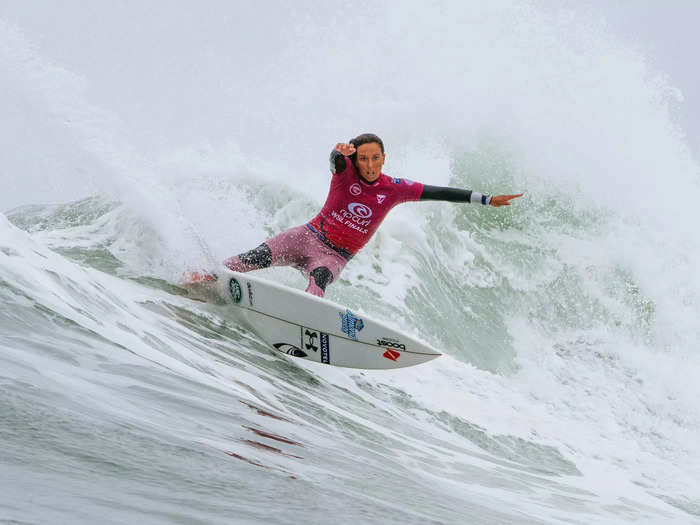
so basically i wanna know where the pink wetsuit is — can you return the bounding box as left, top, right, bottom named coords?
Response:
left=225, top=155, right=423, bottom=297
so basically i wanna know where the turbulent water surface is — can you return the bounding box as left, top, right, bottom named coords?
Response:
left=2, top=2, right=700, bottom=524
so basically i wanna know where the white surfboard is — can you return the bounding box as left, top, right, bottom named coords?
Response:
left=182, top=268, right=441, bottom=369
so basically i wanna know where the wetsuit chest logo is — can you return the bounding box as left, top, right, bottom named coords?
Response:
left=348, top=203, right=373, bottom=218
left=377, top=194, right=386, bottom=204
left=349, top=183, right=362, bottom=196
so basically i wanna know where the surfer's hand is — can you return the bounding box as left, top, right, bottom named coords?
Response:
left=335, top=143, right=356, bottom=156
left=490, top=193, right=524, bottom=207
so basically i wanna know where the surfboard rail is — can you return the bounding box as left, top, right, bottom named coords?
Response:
left=182, top=267, right=441, bottom=369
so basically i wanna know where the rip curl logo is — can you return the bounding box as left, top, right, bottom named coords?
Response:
left=339, top=309, right=364, bottom=340
left=331, top=202, right=372, bottom=233
left=377, top=194, right=386, bottom=204
left=349, top=183, right=361, bottom=196
left=348, top=202, right=372, bottom=218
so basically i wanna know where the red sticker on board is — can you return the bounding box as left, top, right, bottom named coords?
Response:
left=383, top=349, right=400, bottom=361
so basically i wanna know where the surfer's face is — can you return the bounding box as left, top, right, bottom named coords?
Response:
left=355, top=142, right=385, bottom=182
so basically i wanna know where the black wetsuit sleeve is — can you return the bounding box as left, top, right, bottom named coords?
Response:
left=420, top=184, right=492, bottom=205
left=329, top=149, right=347, bottom=174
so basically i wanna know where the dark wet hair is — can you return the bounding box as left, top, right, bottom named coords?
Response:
left=349, top=133, right=384, bottom=166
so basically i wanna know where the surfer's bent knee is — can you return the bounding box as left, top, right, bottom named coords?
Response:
left=239, top=243, right=273, bottom=269
left=310, top=266, right=333, bottom=291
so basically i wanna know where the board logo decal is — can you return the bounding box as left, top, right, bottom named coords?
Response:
left=339, top=309, right=364, bottom=340
left=383, top=349, right=400, bottom=361
left=246, top=282, right=254, bottom=306
left=320, top=332, right=330, bottom=364
left=377, top=339, right=406, bottom=351
left=302, top=328, right=330, bottom=362
left=304, top=329, right=319, bottom=352
left=349, top=183, right=362, bottom=196
left=273, top=343, right=308, bottom=358
left=229, top=278, right=242, bottom=303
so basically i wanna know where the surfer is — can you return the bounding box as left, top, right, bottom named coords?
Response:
left=224, top=133, right=522, bottom=297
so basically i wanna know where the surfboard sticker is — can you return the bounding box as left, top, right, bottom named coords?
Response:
left=273, top=343, right=308, bottom=358
left=246, top=281, right=254, bottom=306
left=383, top=349, right=400, bottom=361
left=339, top=309, right=364, bottom=340
left=229, top=278, right=242, bottom=303
left=302, top=328, right=320, bottom=353
left=301, top=328, right=331, bottom=364
left=377, top=337, right=406, bottom=351
left=320, top=331, right=330, bottom=364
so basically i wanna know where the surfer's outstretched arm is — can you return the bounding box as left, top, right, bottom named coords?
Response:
left=420, top=185, right=523, bottom=207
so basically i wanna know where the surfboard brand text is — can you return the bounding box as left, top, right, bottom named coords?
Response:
left=377, top=339, right=406, bottom=351
left=320, top=332, right=330, bottom=364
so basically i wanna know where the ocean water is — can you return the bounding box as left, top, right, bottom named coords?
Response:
left=2, top=2, right=700, bottom=524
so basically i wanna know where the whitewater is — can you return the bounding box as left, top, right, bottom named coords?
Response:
left=2, top=2, right=699, bottom=523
